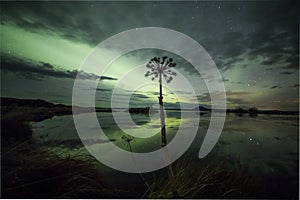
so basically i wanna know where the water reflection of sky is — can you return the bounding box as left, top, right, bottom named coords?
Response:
left=32, top=111, right=298, bottom=194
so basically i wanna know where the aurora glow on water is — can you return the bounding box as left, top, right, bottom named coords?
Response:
left=32, top=111, right=298, bottom=197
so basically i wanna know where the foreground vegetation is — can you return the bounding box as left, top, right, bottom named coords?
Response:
left=148, top=159, right=257, bottom=198
left=1, top=102, right=119, bottom=198
left=2, top=147, right=117, bottom=198
left=1, top=97, right=298, bottom=198
left=2, top=115, right=259, bottom=198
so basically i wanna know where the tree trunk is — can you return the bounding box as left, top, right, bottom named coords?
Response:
left=158, top=72, right=179, bottom=198
left=159, top=72, right=167, bottom=147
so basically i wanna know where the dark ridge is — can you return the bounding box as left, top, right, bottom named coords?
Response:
left=1, top=97, right=54, bottom=107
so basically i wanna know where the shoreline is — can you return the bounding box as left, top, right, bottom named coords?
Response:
left=1, top=97, right=298, bottom=198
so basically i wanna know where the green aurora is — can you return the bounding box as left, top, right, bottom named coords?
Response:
left=1, top=1, right=299, bottom=110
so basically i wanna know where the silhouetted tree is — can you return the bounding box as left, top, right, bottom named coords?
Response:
left=248, top=107, right=258, bottom=113
left=235, top=107, right=245, bottom=117
left=145, top=56, right=179, bottom=197
left=248, top=107, right=258, bottom=118
left=145, top=56, right=177, bottom=147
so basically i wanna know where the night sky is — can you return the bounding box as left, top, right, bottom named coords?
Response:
left=1, top=1, right=299, bottom=110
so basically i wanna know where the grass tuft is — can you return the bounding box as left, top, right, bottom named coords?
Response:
left=148, top=158, right=258, bottom=198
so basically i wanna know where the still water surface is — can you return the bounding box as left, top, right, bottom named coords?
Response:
left=32, top=111, right=299, bottom=197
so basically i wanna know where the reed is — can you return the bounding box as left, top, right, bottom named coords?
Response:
left=2, top=147, right=120, bottom=198
left=148, top=158, right=258, bottom=198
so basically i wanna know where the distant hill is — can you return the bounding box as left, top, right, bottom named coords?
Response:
left=199, top=106, right=211, bottom=111
left=1, top=97, right=298, bottom=116
left=196, top=105, right=299, bottom=115
left=1, top=97, right=55, bottom=107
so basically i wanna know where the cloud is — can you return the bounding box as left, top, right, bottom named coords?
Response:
left=226, top=91, right=251, bottom=97
left=197, top=94, right=211, bottom=102
left=245, top=1, right=299, bottom=70
left=1, top=2, right=103, bottom=46
left=289, top=84, right=299, bottom=88
left=145, top=91, right=160, bottom=96
left=200, top=32, right=247, bottom=70
left=96, top=88, right=113, bottom=92
left=197, top=90, right=251, bottom=103
left=196, top=90, right=252, bottom=108
left=226, top=97, right=250, bottom=106
left=200, top=1, right=299, bottom=72
left=1, top=1, right=174, bottom=47
left=1, top=1, right=298, bottom=75
left=131, top=93, right=149, bottom=99
left=280, top=71, right=295, bottom=75
left=1, top=54, right=117, bottom=81
left=270, top=85, right=281, bottom=89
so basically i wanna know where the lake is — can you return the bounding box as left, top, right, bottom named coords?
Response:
left=31, top=111, right=299, bottom=198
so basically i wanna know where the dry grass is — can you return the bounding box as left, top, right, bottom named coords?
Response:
left=1, top=106, right=121, bottom=198
left=147, top=158, right=258, bottom=198
left=1, top=103, right=259, bottom=198
left=1, top=146, right=120, bottom=198
left=1, top=105, right=141, bottom=198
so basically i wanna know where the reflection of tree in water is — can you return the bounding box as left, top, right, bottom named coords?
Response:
left=248, top=107, right=258, bottom=118
left=234, top=106, right=258, bottom=117
left=235, top=107, right=245, bottom=117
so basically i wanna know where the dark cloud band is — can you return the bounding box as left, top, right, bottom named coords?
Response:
left=1, top=54, right=117, bottom=81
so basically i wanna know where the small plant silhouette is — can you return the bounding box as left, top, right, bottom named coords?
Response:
left=121, top=134, right=135, bottom=152
left=121, top=134, right=153, bottom=194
